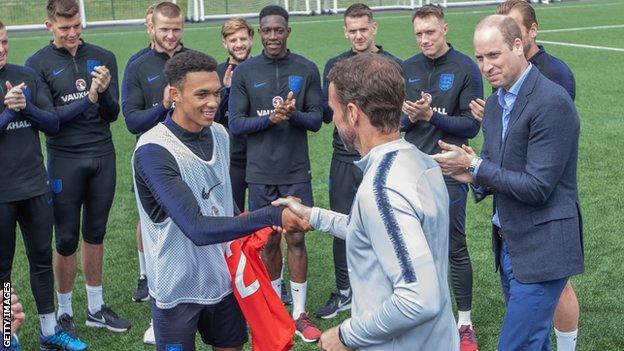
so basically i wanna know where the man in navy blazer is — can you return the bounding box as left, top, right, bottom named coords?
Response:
left=433, top=15, right=584, bottom=350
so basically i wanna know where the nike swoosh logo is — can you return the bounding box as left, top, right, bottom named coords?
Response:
left=408, top=78, right=420, bottom=83
left=53, top=68, right=65, bottom=76
left=202, top=182, right=221, bottom=199
left=253, top=82, right=266, bottom=88
left=91, top=315, right=106, bottom=323
left=147, top=75, right=160, bottom=82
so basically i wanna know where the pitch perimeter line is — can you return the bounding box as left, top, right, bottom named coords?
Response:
left=540, top=24, right=624, bottom=33
left=537, top=40, right=624, bottom=52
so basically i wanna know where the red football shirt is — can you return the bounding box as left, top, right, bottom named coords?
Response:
left=225, top=227, right=295, bottom=351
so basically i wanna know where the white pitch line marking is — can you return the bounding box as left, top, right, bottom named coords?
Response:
left=538, top=40, right=624, bottom=52
left=540, top=24, right=624, bottom=33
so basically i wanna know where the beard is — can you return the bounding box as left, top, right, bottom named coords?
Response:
left=228, top=46, right=251, bottom=63
left=338, top=125, right=358, bottom=153
left=154, top=36, right=179, bottom=52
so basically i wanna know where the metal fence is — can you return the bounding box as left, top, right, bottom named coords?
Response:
left=2, top=0, right=567, bottom=30
left=190, top=0, right=506, bottom=20
left=2, top=0, right=181, bottom=30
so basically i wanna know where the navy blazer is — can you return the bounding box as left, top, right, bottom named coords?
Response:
left=476, top=66, right=584, bottom=283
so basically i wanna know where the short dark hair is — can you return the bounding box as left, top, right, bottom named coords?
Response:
left=496, top=0, right=538, bottom=30
left=46, top=0, right=80, bottom=22
left=328, top=53, right=404, bottom=134
left=259, top=5, right=289, bottom=23
left=344, top=3, right=373, bottom=22
left=164, top=50, right=218, bottom=88
left=152, top=1, right=182, bottom=23
left=476, top=15, right=523, bottom=50
left=412, top=4, right=444, bottom=23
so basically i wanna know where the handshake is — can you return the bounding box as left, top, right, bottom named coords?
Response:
left=272, top=196, right=314, bottom=235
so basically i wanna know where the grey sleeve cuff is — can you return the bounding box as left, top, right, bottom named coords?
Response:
left=309, top=207, right=348, bottom=240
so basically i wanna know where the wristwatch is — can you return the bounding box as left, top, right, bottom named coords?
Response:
left=468, top=156, right=480, bottom=174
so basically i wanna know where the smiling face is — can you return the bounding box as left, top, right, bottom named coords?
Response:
left=474, top=25, right=526, bottom=90
left=412, top=14, right=449, bottom=59
left=171, top=71, right=221, bottom=132
left=46, top=13, right=82, bottom=54
left=223, top=28, right=252, bottom=64
left=152, top=12, right=183, bottom=55
left=259, top=15, right=290, bottom=59
left=344, top=15, right=378, bottom=54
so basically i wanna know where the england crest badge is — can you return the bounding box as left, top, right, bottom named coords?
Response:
left=439, top=73, right=454, bottom=92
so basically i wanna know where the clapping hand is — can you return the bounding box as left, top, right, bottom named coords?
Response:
left=223, top=64, right=233, bottom=88
left=90, top=65, right=111, bottom=93
left=3, top=81, right=27, bottom=112
left=269, top=91, right=296, bottom=124
left=469, top=98, right=485, bottom=123
left=402, top=91, right=433, bottom=122
left=10, top=289, right=25, bottom=334
left=431, top=140, right=477, bottom=184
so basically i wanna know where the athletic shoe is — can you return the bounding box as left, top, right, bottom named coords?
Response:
left=280, top=280, right=292, bottom=305
left=143, top=321, right=156, bottom=345
left=85, top=304, right=131, bottom=332
left=459, top=325, right=479, bottom=351
left=315, top=290, right=352, bottom=319
left=57, top=313, right=77, bottom=337
left=132, top=276, right=149, bottom=302
left=39, top=326, right=88, bottom=351
left=294, top=312, right=322, bottom=343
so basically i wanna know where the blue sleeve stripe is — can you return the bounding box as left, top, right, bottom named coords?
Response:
left=373, top=151, right=417, bottom=283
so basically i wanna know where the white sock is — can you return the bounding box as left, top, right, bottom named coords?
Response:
left=457, top=310, right=472, bottom=328
left=271, top=278, right=282, bottom=297
left=138, top=250, right=147, bottom=277
left=339, top=288, right=351, bottom=297
left=57, top=291, right=73, bottom=318
left=86, top=284, right=104, bottom=314
left=39, top=313, right=58, bottom=336
left=291, top=280, right=307, bottom=319
left=555, top=328, right=578, bottom=351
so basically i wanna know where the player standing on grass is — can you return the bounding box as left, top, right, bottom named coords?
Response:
left=317, top=2, right=402, bottom=320
left=1, top=20, right=93, bottom=351
left=122, top=2, right=156, bottom=309
left=25, top=0, right=130, bottom=337
left=228, top=5, right=323, bottom=342
left=467, top=2, right=578, bottom=350
left=274, top=53, right=460, bottom=351
left=132, top=49, right=308, bottom=351
left=122, top=1, right=189, bottom=343
left=400, top=5, right=483, bottom=351
left=216, top=17, right=253, bottom=214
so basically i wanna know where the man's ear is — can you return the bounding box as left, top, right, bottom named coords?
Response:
left=371, top=21, right=379, bottom=36
left=346, top=102, right=359, bottom=126
left=45, top=20, right=53, bottom=32
left=528, top=22, right=538, bottom=42
left=170, top=85, right=180, bottom=103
